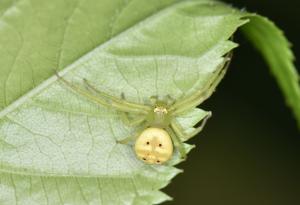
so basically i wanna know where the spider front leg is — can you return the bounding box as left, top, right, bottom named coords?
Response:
left=171, top=111, right=212, bottom=141
left=166, top=127, right=187, bottom=159
left=82, top=78, right=151, bottom=113
left=170, top=61, right=228, bottom=116
left=55, top=71, right=151, bottom=114
left=119, top=112, right=147, bottom=127
left=118, top=93, right=147, bottom=127
left=169, top=55, right=231, bottom=115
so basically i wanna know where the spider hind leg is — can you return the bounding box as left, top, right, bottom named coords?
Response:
left=166, top=127, right=187, bottom=159
left=171, top=111, right=212, bottom=142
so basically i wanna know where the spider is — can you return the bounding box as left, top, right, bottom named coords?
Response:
left=55, top=55, right=230, bottom=165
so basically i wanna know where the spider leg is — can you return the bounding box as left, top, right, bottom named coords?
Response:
left=117, top=93, right=147, bottom=126
left=166, top=127, right=186, bottom=159
left=169, top=54, right=231, bottom=115
left=83, top=78, right=151, bottom=113
left=55, top=72, right=150, bottom=114
left=55, top=73, right=112, bottom=107
left=169, top=57, right=230, bottom=116
left=171, top=111, right=211, bottom=141
left=186, top=111, right=211, bottom=139
left=170, top=121, right=186, bottom=140
left=119, top=112, right=146, bottom=127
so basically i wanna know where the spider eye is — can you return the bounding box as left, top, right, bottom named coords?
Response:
left=143, top=158, right=147, bottom=161
left=156, top=160, right=160, bottom=163
left=158, top=143, right=162, bottom=147
left=146, top=141, right=150, bottom=145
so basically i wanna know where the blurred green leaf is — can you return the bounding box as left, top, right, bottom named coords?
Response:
left=241, top=15, right=300, bottom=128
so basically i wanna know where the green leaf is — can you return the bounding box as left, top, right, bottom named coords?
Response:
left=4, top=0, right=298, bottom=204
left=241, top=15, right=300, bottom=128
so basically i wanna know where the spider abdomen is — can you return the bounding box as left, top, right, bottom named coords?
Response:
left=135, top=127, right=173, bottom=164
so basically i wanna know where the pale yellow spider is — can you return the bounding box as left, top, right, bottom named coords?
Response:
left=55, top=55, right=230, bottom=165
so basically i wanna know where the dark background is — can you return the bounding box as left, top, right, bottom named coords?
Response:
left=164, top=0, right=300, bottom=204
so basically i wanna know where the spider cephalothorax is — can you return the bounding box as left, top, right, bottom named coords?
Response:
left=55, top=55, right=230, bottom=164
